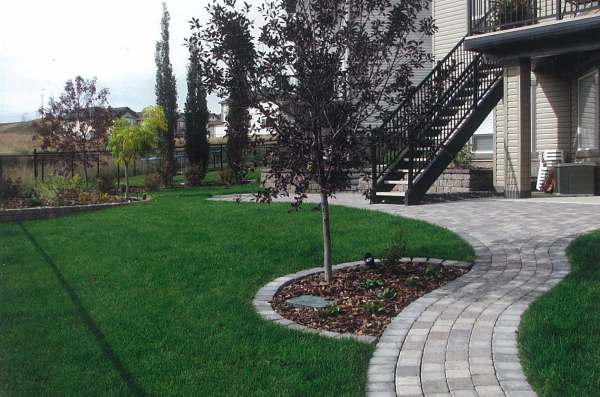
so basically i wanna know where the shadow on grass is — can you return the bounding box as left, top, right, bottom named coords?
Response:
left=18, top=222, right=147, bottom=397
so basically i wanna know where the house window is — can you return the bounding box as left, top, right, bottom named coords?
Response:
left=577, top=70, right=599, bottom=151
left=471, top=113, right=493, bottom=160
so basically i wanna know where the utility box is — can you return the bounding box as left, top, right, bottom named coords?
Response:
left=555, top=164, right=596, bottom=195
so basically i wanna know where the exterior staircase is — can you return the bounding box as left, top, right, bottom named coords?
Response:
left=370, top=36, right=503, bottom=205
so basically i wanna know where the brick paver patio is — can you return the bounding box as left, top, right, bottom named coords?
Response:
left=213, top=193, right=600, bottom=397
left=322, top=195, right=600, bottom=397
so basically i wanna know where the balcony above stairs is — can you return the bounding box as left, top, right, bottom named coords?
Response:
left=370, top=36, right=504, bottom=205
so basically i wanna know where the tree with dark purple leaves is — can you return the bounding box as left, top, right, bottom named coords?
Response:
left=33, top=76, right=113, bottom=187
left=195, top=0, right=434, bottom=283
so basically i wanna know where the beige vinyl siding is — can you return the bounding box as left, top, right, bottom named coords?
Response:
left=433, top=0, right=467, bottom=60
left=412, top=5, right=434, bottom=84
left=534, top=72, right=573, bottom=154
left=494, top=92, right=506, bottom=190
left=504, top=67, right=520, bottom=193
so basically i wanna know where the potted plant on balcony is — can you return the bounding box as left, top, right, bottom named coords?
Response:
left=492, top=0, right=536, bottom=29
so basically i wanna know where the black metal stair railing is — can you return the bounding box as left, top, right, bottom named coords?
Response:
left=370, top=36, right=502, bottom=201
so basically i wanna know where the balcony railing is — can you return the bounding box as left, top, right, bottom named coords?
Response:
left=468, top=0, right=600, bottom=34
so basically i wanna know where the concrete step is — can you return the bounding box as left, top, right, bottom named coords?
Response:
left=384, top=180, right=408, bottom=185
left=375, top=191, right=406, bottom=197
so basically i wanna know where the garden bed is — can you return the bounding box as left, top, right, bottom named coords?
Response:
left=272, top=260, right=470, bottom=337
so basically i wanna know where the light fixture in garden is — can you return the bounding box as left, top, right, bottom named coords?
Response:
left=364, top=253, right=376, bottom=269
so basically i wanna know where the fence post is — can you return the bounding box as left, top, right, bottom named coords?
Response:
left=97, top=153, right=100, bottom=177
left=33, top=149, right=38, bottom=180
left=41, top=154, right=45, bottom=181
left=71, top=151, right=75, bottom=178
left=220, top=145, right=224, bottom=169
left=117, top=162, right=120, bottom=189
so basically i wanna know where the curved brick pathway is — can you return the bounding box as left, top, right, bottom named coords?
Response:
left=212, top=194, right=600, bottom=397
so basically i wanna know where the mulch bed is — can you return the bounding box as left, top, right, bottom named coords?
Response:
left=272, top=262, right=469, bottom=337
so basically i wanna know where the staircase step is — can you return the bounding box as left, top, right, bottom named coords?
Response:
left=375, top=191, right=406, bottom=197
left=384, top=180, right=408, bottom=185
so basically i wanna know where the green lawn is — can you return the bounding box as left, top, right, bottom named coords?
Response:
left=0, top=185, right=473, bottom=396
left=519, top=231, right=600, bottom=397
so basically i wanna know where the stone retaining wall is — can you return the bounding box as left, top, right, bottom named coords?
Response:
left=0, top=202, right=130, bottom=223
left=261, top=168, right=493, bottom=194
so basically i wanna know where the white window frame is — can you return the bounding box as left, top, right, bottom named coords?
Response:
left=577, top=69, right=599, bottom=151
left=470, top=113, right=494, bottom=160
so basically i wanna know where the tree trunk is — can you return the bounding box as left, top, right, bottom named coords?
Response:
left=124, top=163, right=129, bottom=199
left=320, top=191, right=333, bottom=283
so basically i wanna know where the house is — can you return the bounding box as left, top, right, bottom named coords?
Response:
left=371, top=0, right=600, bottom=203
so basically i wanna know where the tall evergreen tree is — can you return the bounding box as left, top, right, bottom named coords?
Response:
left=184, top=45, right=210, bottom=186
left=189, top=0, right=256, bottom=183
left=155, top=2, right=178, bottom=188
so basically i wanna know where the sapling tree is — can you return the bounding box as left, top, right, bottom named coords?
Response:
left=188, top=0, right=256, bottom=183
left=33, top=76, right=113, bottom=186
left=107, top=107, right=165, bottom=198
left=252, top=0, right=435, bottom=282
left=184, top=44, right=210, bottom=186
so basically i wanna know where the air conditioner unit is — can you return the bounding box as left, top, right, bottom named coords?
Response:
left=555, top=164, right=596, bottom=195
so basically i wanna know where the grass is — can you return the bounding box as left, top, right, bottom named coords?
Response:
left=0, top=121, right=40, bottom=155
left=518, top=230, right=600, bottom=397
left=0, top=184, right=473, bottom=396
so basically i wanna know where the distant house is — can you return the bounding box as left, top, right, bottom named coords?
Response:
left=109, top=107, right=139, bottom=125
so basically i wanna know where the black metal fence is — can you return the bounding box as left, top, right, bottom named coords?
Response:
left=469, top=0, right=600, bottom=34
left=0, top=142, right=277, bottom=183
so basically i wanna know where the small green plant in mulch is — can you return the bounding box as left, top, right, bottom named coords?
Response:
left=363, top=278, right=385, bottom=289
left=319, top=305, right=342, bottom=317
left=424, top=267, right=444, bottom=281
left=364, top=301, right=386, bottom=315
left=405, top=275, right=423, bottom=289
left=378, top=287, right=397, bottom=301
left=382, top=229, right=408, bottom=266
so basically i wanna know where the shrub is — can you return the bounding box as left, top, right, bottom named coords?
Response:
left=185, top=164, right=208, bottom=186
left=0, top=177, right=23, bottom=203
left=34, top=175, right=83, bottom=206
left=219, top=166, right=236, bottom=185
left=96, top=174, right=114, bottom=193
left=382, top=229, right=408, bottom=266
left=144, top=173, right=162, bottom=192
left=452, top=144, right=474, bottom=169
left=78, top=191, right=94, bottom=203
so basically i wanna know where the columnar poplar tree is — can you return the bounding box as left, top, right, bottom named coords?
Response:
left=184, top=44, right=210, bottom=186
left=155, top=2, right=178, bottom=188
left=253, top=0, right=435, bottom=282
left=189, top=0, right=256, bottom=183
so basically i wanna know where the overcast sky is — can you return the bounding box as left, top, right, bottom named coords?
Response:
left=0, top=0, right=263, bottom=123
